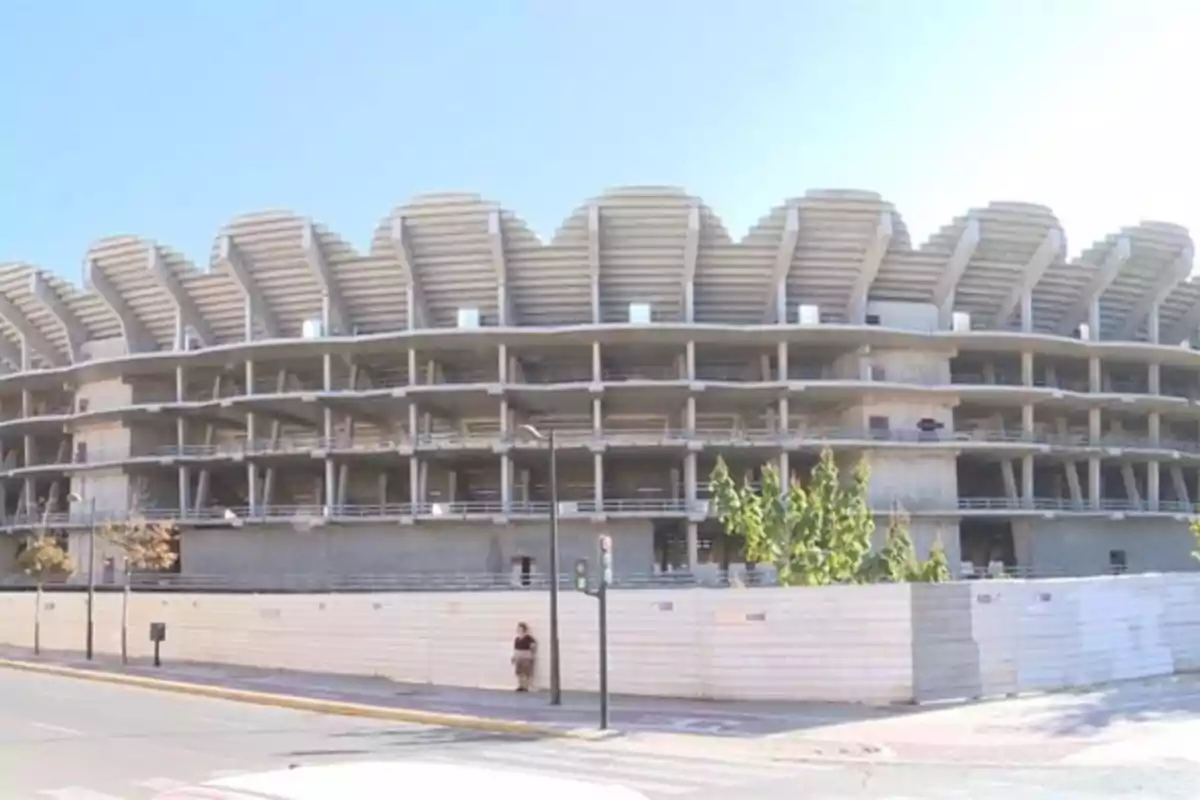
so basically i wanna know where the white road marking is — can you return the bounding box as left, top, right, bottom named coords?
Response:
left=38, top=789, right=125, bottom=800
left=133, top=777, right=190, bottom=791
left=29, top=722, right=83, bottom=736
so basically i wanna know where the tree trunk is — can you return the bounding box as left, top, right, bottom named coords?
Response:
left=33, top=582, right=42, bottom=656
left=121, top=580, right=130, bottom=665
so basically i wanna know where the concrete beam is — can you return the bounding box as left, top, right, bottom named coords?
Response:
left=846, top=211, right=894, bottom=323
left=1118, top=246, right=1193, bottom=340
left=488, top=210, right=516, bottom=326
left=147, top=244, right=215, bottom=348
left=932, top=217, right=982, bottom=322
left=0, top=288, right=65, bottom=367
left=764, top=204, right=800, bottom=323
left=219, top=235, right=281, bottom=339
left=991, top=228, right=1063, bottom=328
left=302, top=221, right=350, bottom=335
left=389, top=214, right=431, bottom=330
left=29, top=271, right=86, bottom=362
left=1055, top=235, right=1132, bottom=336
left=86, top=258, right=155, bottom=354
left=682, top=204, right=700, bottom=322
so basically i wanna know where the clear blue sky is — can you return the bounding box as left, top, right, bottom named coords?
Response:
left=1, top=1, right=1194, bottom=279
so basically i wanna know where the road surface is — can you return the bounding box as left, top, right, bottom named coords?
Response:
left=0, top=668, right=1196, bottom=799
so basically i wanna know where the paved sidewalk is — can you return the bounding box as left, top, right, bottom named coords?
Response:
left=4, top=645, right=1200, bottom=767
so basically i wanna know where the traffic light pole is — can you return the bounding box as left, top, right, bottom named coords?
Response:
left=574, top=534, right=613, bottom=731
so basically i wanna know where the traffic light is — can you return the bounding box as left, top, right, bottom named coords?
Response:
left=574, top=558, right=589, bottom=592
left=598, top=534, right=613, bottom=587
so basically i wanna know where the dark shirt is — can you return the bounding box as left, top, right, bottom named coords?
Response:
left=514, top=634, right=536, bottom=651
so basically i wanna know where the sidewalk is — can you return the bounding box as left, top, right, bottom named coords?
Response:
left=4, top=645, right=1200, bottom=767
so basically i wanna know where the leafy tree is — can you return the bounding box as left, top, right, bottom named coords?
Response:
left=862, top=503, right=921, bottom=583
left=100, top=514, right=178, bottom=664
left=1191, top=517, right=1200, bottom=563
left=711, top=453, right=954, bottom=585
left=918, top=539, right=953, bottom=583
left=16, top=532, right=75, bottom=655
left=710, top=448, right=875, bottom=586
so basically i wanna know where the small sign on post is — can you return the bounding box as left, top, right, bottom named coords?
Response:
left=149, top=622, right=167, bottom=668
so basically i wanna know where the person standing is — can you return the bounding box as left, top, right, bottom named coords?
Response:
left=511, top=622, right=537, bottom=692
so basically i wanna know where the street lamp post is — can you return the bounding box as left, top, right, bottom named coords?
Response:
left=519, top=423, right=562, bottom=706
left=68, top=492, right=97, bottom=661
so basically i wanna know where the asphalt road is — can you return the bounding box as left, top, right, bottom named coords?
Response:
left=1, top=668, right=1197, bottom=799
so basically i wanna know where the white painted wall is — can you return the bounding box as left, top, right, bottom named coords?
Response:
left=5, top=574, right=1200, bottom=704
left=0, top=584, right=914, bottom=703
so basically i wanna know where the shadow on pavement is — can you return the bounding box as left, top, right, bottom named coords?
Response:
left=1017, top=675, right=1200, bottom=737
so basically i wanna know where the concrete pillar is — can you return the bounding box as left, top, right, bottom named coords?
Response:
left=592, top=342, right=602, bottom=382
left=1021, top=352, right=1033, bottom=385
left=501, top=455, right=512, bottom=512
left=686, top=522, right=699, bottom=571
left=685, top=341, right=695, bottom=380
left=1022, top=454, right=1034, bottom=504
left=1148, top=461, right=1160, bottom=511
left=593, top=454, right=604, bottom=507
left=409, top=459, right=420, bottom=512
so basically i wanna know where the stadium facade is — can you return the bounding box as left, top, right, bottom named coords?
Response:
left=0, top=186, right=1197, bottom=584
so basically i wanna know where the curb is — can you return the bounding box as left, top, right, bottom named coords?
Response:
left=0, top=658, right=588, bottom=740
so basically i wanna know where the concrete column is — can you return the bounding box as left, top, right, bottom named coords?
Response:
left=684, top=453, right=697, bottom=502
left=1022, top=454, right=1034, bottom=503
left=1021, top=404, right=1034, bottom=439
left=1020, top=291, right=1033, bottom=332
left=685, top=397, right=696, bottom=432
left=1148, top=461, right=1160, bottom=511
left=407, top=349, right=417, bottom=384
left=592, top=342, right=602, bottom=382
left=501, top=455, right=512, bottom=512
left=1001, top=460, right=1017, bottom=499
left=593, top=454, right=604, bottom=507
left=592, top=398, right=603, bottom=433
left=1021, top=352, right=1033, bottom=385
left=176, top=365, right=189, bottom=517
left=686, top=521, right=699, bottom=571
left=1088, top=357, right=1101, bottom=393
left=777, top=341, right=788, bottom=381
left=409, top=459, right=420, bottom=512
left=1088, top=457, right=1101, bottom=509
left=1149, top=362, right=1161, bottom=395
left=322, top=353, right=335, bottom=514
left=498, top=344, right=507, bottom=383
left=685, top=341, right=695, bottom=380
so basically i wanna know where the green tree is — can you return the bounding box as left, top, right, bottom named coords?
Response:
left=709, top=448, right=875, bottom=586
left=918, top=539, right=953, bottom=583
left=862, top=503, right=921, bottom=582
left=16, top=532, right=75, bottom=655
left=100, top=515, right=179, bottom=664
left=1191, top=517, right=1200, bottom=563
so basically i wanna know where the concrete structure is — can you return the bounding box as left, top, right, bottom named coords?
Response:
left=0, top=187, right=1198, bottom=580
left=4, top=573, right=1200, bottom=703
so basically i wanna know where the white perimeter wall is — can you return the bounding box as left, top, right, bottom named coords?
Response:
left=2, top=574, right=1199, bottom=704
left=0, top=585, right=913, bottom=703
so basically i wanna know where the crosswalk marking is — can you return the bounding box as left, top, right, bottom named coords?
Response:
left=132, top=777, right=189, bottom=792
left=37, top=789, right=126, bottom=800
left=429, top=753, right=694, bottom=796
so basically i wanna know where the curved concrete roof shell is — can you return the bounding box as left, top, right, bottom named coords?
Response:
left=0, top=186, right=1194, bottom=371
